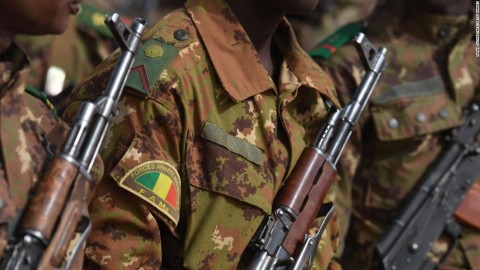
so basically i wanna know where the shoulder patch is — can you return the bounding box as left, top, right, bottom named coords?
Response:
left=125, top=38, right=179, bottom=96
left=119, top=160, right=181, bottom=226
left=309, top=22, right=365, bottom=60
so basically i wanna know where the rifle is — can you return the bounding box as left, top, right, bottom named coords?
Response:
left=374, top=103, right=480, bottom=270
left=0, top=14, right=146, bottom=270
left=242, top=33, right=388, bottom=270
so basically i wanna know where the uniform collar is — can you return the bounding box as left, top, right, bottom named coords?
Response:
left=185, top=0, right=338, bottom=106
left=274, top=20, right=338, bottom=107
left=0, top=43, right=29, bottom=92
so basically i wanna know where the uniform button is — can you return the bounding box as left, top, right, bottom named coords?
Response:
left=174, top=29, right=189, bottom=41
left=416, top=113, right=426, bottom=122
left=388, top=118, right=399, bottom=129
left=439, top=109, right=449, bottom=119
left=437, top=26, right=450, bottom=39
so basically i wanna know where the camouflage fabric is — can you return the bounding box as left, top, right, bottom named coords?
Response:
left=315, top=2, right=480, bottom=269
left=0, top=43, right=66, bottom=256
left=63, top=0, right=346, bottom=269
left=322, top=0, right=377, bottom=33
left=0, top=43, right=104, bottom=269
left=288, top=0, right=377, bottom=51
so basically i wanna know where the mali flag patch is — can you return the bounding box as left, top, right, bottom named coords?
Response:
left=119, top=160, right=181, bottom=226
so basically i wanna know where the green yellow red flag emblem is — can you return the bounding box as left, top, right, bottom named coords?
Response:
left=119, top=160, right=181, bottom=226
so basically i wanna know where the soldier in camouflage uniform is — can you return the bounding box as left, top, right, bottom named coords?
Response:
left=63, top=0, right=345, bottom=268
left=15, top=0, right=184, bottom=116
left=0, top=0, right=103, bottom=268
left=14, top=1, right=129, bottom=115
left=314, top=0, right=480, bottom=268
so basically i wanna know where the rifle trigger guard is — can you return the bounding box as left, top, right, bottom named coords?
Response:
left=436, top=220, right=461, bottom=268
left=291, top=202, right=335, bottom=270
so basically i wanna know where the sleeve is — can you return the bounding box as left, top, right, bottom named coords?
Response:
left=0, top=165, right=16, bottom=257
left=63, top=80, right=184, bottom=269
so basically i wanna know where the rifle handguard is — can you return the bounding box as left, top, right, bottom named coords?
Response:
left=0, top=14, right=147, bottom=270
left=243, top=33, right=388, bottom=270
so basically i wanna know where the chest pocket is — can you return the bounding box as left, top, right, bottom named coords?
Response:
left=186, top=121, right=272, bottom=214
left=371, top=77, right=462, bottom=141
left=363, top=77, right=464, bottom=211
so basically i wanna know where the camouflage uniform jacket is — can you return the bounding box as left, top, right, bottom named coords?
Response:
left=15, top=2, right=121, bottom=114
left=0, top=43, right=104, bottom=269
left=316, top=3, right=480, bottom=269
left=0, top=43, right=72, bottom=257
left=0, top=44, right=70, bottom=255
left=64, top=0, right=344, bottom=269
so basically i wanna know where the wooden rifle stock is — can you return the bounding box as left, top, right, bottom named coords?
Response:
left=37, top=161, right=94, bottom=269
left=0, top=14, right=147, bottom=270
left=274, top=148, right=336, bottom=255
left=20, top=158, right=78, bottom=243
left=244, top=33, right=387, bottom=270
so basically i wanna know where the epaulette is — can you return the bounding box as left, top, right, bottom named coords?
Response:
left=123, top=8, right=193, bottom=97
left=123, top=11, right=195, bottom=97
left=309, top=22, right=365, bottom=60
left=76, top=3, right=133, bottom=38
left=124, top=38, right=180, bottom=96
left=25, top=85, right=57, bottom=114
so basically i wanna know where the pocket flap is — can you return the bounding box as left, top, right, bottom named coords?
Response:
left=186, top=122, right=273, bottom=214
left=201, top=121, right=264, bottom=166
left=372, top=90, right=462, bottom=141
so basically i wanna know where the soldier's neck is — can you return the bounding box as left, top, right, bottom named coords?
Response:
left=0, top=32, right=13, bottom=53
left=226, top=0, right=284, bottom=79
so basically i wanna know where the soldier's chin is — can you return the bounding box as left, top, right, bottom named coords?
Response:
left=39, top=20, right=70, bottom=36
left=54, top=21, right=70, bottom=34
left=69, top=2, right=81, bottom=15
